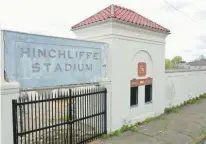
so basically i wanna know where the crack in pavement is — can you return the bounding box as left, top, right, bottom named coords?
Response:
left=137, top=131, right=171, bottom=144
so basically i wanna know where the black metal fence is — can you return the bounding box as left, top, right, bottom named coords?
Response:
left=12, top=86, right=107, bottom=144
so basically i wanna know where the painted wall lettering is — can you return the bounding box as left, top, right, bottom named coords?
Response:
left=4, top=31, right=105, bottom=88
left=20, top=47, right=99, bottom=73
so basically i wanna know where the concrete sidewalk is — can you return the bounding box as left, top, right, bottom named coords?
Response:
left=103, top=99, right=206, bottom=144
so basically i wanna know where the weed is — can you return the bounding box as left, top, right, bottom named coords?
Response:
left=101, top=134, right=109, bottom=140
left=112, top=130, right=121, bottom=136
left=101, top=124, right=140, bottom=140
left=143, top=117, right=154, bottom=124
left=180, top=103, right=184, bottom=107
left=192, top=130, right=206, bottom=144
left=129, top=125, right=139, bottom=132
left=164, top=106, right=179, bottom=114
left=120, top=125, right=129, bottom=132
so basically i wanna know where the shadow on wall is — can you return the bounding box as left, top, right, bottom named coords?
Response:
left=165, top=77, right=175, bottom=107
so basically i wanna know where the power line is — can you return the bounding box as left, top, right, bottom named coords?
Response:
left=164, top=0, right=197, bottom=24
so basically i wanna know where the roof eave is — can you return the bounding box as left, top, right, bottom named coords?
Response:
left=71, top=19, right=111, bottom=31
left=111, top=18, right=171, bottom=35
left=71, top=18, right=171, bottom=35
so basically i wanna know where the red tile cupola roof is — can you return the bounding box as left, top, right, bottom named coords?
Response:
left=71, top=4, right=170, bottom=33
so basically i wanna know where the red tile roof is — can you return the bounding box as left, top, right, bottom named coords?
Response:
left=71, top=4, right=170, bottom=33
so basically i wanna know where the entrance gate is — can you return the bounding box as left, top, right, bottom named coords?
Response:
left=12, top=86, right=107, bottom=144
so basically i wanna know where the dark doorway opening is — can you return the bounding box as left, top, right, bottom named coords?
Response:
left=145, top=84, right=152, bottom=103
left=131, top=87, right=138, bottom=106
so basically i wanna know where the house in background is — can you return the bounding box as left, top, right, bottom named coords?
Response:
left=173, top=59, right=206, bottom=70
left=188, top=59, right=206, bottom=69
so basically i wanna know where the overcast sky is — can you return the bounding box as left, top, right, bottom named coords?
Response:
left=1, top=0, right=206, bottom=61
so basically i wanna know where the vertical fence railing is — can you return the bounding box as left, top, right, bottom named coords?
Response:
left=104, top=88, right=107, bottom=135
left=12, top=86, right=107, bottom=144
left=69, top=89, right=73, bottom=144
left=12, top=100, right=18, bottom=144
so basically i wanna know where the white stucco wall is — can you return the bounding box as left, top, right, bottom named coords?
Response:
left=165, top=70, right=206, bottom=107
left=73, top=20, right=169, bottom=131
left=110, top=38, right=165, bottom=127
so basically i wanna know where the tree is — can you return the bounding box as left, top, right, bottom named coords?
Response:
left=165, top=56, right=183, bottom=69
left=199, top=55, right=206, bottom=60
left=171, top=56, right=182, bottom=66
left=165, top=59, right=172, bottom=70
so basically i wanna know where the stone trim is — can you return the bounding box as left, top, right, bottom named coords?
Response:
left=165, top=69, right=206, bottom=73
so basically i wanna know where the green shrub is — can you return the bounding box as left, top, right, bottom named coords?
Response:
left=203, top=93, right=206, bottom=98
left=129, top=125, right=139, bottom=132
left=120, top=125, right=129, bottom=132
left=143, top=117, right=155, bottom=124
left=164, top=108, right=171, bottom=113
left=180, top=103, right=184, bottom=107
left=112, top=130, right=121, bottom=136
left=101, top=134, right=109, bottom=139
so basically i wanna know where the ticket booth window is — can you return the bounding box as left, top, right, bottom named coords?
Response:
left=131, top=87, right=138, bottom=106
left=145, top=84, right=152, bottom=103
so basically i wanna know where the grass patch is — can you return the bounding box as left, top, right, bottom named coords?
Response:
left=164, top=106, right=180, bottom=114
left=59, top=116, right=70, bottom=121
left=101, top=124, right=139, bottom=139
left=129, top=124, right=139, bottom=132
left=192, top=130, right=206, bottom=144
left=139, top=116, right=167, bottom=125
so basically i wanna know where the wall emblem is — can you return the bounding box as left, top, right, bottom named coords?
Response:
left=138, top=62, right=146, bottom=77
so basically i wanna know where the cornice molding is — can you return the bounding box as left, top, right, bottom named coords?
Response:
left=73, top=20, right=168, bottom=43
left=110, top=19, right=169, bottom=39
left=73, top=19, right=170, bottom=38
left=83, top=34, right=165, bottom=46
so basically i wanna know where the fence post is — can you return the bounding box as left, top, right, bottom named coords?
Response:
left=104, top=88, right=107, bottom=134
left=0, top=82, right=20, bottom=144
left=69, top=89, right=72, bottom=144
left=99, top=77, right=111, bottom=133
left=12, top=100, right=18, bottom=144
